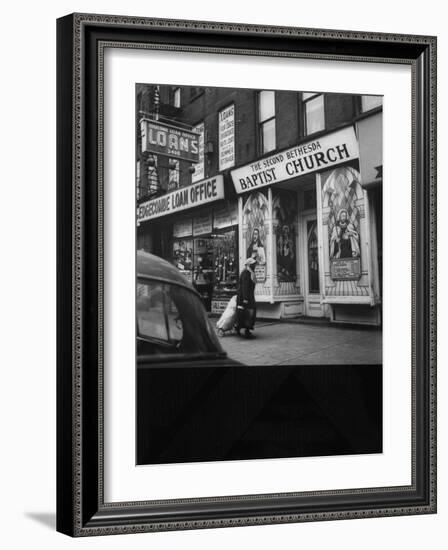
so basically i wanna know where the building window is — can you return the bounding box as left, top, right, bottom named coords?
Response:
left=302, top=92, right=325, bottom=135
left=258, top=90, right=276, bottom=154
left=361, top=95, right=383, bottom=112
left=173, top=87, right=181, bottom=108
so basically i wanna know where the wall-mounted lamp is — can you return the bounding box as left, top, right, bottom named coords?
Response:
left=205, top=141, right=214, bottom=156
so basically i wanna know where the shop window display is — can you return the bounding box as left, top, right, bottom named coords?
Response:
left=210, top=228, right=238, bottom=314
left=171, top=211, right=239, bottom=313
left=193, top=238, right=214, bottom=310
left=172, top=239, right=193, bottom=283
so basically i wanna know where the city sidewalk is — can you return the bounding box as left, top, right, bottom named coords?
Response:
left=216, top=320, right=382, bottom=365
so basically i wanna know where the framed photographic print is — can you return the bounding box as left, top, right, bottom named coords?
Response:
left=56, top=13, right=437, bottom=536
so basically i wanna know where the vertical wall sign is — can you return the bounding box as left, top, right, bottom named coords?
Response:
left=219, top=104, right=235, bottom=171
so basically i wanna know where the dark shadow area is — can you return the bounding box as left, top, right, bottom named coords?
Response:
left=25, top=512, right=56, bottom=530
left=137, top=364, right=382, bottom=465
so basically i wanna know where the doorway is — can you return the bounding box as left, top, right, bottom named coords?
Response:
left=302, top=214, right=324, bottom=317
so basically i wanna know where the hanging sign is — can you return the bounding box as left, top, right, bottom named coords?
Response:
left=140, top=119, right=199, bottom=163
left=192, top=122, right=205, bottom=182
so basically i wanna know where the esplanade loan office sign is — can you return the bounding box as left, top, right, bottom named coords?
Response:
left=137, top=175, right=224, bottom=223
left=230, top=126, right=359, bottom=194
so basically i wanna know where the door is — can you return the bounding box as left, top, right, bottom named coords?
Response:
left=303, top=215, right=324, bottom=317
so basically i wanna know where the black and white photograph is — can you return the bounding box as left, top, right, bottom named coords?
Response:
left=49, top=5, right=438, bottom=540
left=135, top=84, right=383, bottom=465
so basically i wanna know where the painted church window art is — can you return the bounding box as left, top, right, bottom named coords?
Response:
left=243, top=192, right=268, bottom=283
left=322, top=166, right=363, bottom=281
left=273, top=191, right=297, bottom=283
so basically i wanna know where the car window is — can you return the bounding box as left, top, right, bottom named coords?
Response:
left=165, top=287, right=184, bottom=342
left=137, top=282, right=183, bottom=344
left=137, top=279, right=222, bottom=357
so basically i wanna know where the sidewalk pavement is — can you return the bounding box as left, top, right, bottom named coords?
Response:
left=216, top=320, right=382, bottom=366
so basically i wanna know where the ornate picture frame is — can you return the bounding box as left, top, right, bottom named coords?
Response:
left=57, top=13, right=436, bottom=536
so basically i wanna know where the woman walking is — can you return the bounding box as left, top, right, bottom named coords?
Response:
left=236, top=257, right=257, bottom=338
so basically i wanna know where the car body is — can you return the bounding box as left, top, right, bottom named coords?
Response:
left=136, top=250, right=239, bottom=367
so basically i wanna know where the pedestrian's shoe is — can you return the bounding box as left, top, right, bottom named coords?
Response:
left=245, top=329, right=254, bottom=339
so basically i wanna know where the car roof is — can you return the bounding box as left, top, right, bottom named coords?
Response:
left=137, top=250, right=197, bottom=292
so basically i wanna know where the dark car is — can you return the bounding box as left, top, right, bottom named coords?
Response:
left=136, top=251, right=240, bottom=465
left=136, top=250, right=238, bottom=366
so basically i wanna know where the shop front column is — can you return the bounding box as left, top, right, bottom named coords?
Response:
left=268, top=186, right=275, bottom=303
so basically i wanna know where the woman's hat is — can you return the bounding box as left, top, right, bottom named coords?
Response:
left=245, top=257, right=256, bottom=266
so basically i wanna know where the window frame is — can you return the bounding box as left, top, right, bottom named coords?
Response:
left=301, top=91, right=326, bottom=136
left=257, top=90, right=277, bottom=155
left=360, top=94, right=383, bottom=113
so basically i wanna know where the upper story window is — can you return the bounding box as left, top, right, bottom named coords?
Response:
left=302, top=92, right=325, bottom=136
left=361, top=95, right=383, bottom=112
left=258, top=91, right=276, bottom=154
left=173, top=87, right=181, bottom=108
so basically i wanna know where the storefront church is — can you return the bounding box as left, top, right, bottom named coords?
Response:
left=136, top=84, right=382, bottom=325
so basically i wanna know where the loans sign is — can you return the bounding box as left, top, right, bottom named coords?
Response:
left=137, top=176, right=224, bottom=223
left=140, top=119, right=199, bottom=163
left=218, top=104, right=235, bottom=171
left=230, top=126, right=359, bottom=194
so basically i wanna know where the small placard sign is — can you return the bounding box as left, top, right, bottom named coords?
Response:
left=330, top=258, right=361, bottom=280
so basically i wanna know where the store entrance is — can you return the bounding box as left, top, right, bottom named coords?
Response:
left=302, top=213, right=324, bottom=317
left=190, top=227, right=238, bottom=313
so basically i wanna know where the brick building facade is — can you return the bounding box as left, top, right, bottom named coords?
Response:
left=136, top=84, right=382, bottom=324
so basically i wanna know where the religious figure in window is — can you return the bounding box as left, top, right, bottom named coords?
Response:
left=329, top=209, right=360, bottom=259
left=243, top=192, right=268, bottom=283
left=273, top=190, right=297, bottom=283
left=277, top=224, right=295, bottom=281
left=246, top=227, right=266, bottom=265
